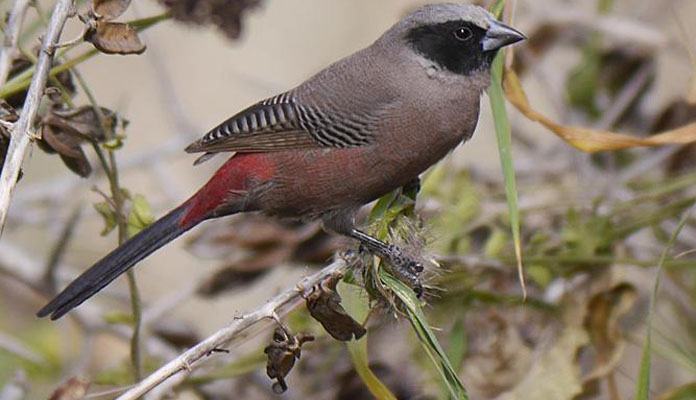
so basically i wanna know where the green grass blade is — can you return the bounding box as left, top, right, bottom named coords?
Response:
left=380, top=270, right=469, bottom=400
left=487, top=0, right=526, bottom=297
left=341, top=283, right=398, bottom=400
left=488, top=48, right=525, bottom=296
left=346, top=337, right=398, bottom=400
left=636, top=205, right=694, bottom=400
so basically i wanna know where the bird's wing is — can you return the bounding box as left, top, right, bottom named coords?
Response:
left=184, top=92, right=383, bottom=154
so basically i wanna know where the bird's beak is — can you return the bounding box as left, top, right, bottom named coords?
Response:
left=482, top=20, right=526, bottom=52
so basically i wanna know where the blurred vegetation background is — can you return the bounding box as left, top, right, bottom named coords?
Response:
left=0, top=0, right=695, bottom=399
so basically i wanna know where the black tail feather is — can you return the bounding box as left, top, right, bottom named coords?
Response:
left=37, top=205, right=192, bottom=320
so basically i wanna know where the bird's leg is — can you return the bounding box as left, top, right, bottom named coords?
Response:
left=322, top=211, right=423, bottom=295
left=350, top=229, right=423, bottom=295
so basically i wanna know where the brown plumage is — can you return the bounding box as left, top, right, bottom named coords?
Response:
left=38, top=3, right=525, bottom=320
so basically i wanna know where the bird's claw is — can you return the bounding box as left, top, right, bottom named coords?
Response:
left=382, top=244, right=424, bottom=296
left=385, top=244, right=423, bottom=275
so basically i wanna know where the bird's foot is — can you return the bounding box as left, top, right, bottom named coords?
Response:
left=383, top=244, right=423, bottom=275
left=382, top=244, right=424, bottom=297
left=348, top=229, right=425, bottom=297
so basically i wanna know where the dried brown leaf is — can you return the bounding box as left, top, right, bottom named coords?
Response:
left=92, top=0, right=131, bottom=20
left=651, top=100, right=696, bottom=173
left=582, top=283, right=638, bottom=384
left=49, top=377, right=89, bottom=400
left=305, top=273, right=366, bottom=341
left=504, top=68, right=696, bottom=152
left=84, top=22, right=146, bottom=55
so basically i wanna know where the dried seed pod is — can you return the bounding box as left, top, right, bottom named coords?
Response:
left=83, top=0, right=145, bottom=55
left=92, top=0, right=131, bottom=20
left=305, top=272, right=366, bottom=341
left=84, top=22, right=146, bottom=55
left=263, top=326, right=314, bottom=394
left=38, top=105, right=120, bottom=177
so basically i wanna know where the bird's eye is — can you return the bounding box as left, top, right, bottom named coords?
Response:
left=453, top=27, right=473, bottom=41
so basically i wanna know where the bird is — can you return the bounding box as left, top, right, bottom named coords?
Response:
left=37, top=3, right=525, bottom=320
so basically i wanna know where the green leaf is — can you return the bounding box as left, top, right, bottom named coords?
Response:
left=380, top=270, right=469, bottom=400
left=369, top=189, right=400, bottom=223
left=346, top=337, right=398, bottom=400
left=94, top=201, right=117, bottom=236
left=127, top=194, right=155, bottom=238
left=341, top=283, right=398, bottom=400
left=636, top=206, right=694, bottom=400
left=488, top=40, right=525, bottom=296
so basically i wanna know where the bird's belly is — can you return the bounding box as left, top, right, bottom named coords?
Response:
left=256, top=135, right=462, bottom=219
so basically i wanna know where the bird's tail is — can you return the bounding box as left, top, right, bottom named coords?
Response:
left=37, top=205, right=194, bottom=320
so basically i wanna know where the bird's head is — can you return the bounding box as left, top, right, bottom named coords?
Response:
left=390, top=3, right=525, bottom=77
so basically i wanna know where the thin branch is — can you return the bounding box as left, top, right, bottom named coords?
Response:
left=0, top=0, right=75, bottom=235
left=0, top=0, right=31, bottom=86
left=73, top=62, right=145, bottom=381
left=117, top=258, right=349, bottom=400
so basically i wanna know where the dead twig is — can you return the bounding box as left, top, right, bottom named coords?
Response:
left=117, top=258, right=349, bottom=400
